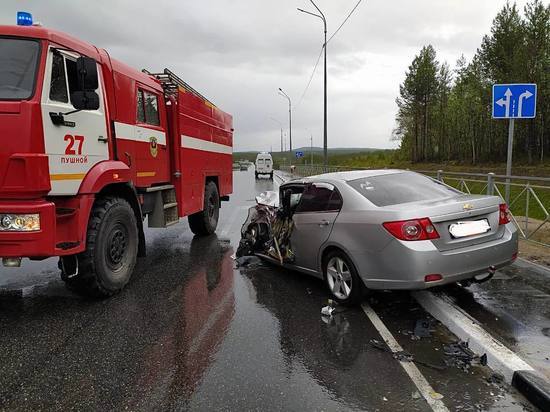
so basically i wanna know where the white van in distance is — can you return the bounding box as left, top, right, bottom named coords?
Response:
left=255, top=152, right=273, bottom=179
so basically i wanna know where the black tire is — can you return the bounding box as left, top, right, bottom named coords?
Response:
left=322, top=250, right=364, bottom=305
left=60, top=197, right=138, bottom=298
left=269, top=172, right=273, bottom=180
left=255, top=172, right=259, bottom=179
left=188, top=181, right=220, bottom=236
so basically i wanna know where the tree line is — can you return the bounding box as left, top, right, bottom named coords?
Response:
left=394, top=1, right=549, bottom=165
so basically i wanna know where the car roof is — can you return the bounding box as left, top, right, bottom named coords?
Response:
left=282, top=169, right=408, bottom=186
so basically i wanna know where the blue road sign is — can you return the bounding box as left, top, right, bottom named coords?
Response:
left=295, top=151, right=304, bottom=159
left=492, top=84, right=537, bottom=119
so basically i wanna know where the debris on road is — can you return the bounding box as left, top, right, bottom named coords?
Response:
left=487, top=372, right=505, bottom=385
left=443, top=340, right=487, bottom=372
left=368, top=339, right=446, bottom=371
left=321, top=299, right=336, bottom=317
left=234, top=255, right=262, bottom=268
left=414, top=318, right=436, bottom=338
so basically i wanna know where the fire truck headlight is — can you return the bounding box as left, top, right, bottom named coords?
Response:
left=0, top=214, right=40, bottom=231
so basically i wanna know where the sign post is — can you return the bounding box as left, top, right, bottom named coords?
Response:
left=492, top=83, right=537, bottom=204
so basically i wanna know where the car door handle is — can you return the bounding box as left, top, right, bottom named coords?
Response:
left=98, top=136, right=108, bottom=143
left=319, top=220, right=330, bottom=227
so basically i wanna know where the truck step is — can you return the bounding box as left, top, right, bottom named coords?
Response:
left=147, top=186, right=180, bottom=228
left=144, top=184, right=174, bottom=193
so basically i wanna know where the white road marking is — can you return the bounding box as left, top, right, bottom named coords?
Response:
left=361, top=302, right=449, bottom=412
left=413, top=291, right=535, bottom=383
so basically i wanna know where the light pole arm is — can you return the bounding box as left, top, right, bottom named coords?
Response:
left=309, top=0, right=326, bottom=32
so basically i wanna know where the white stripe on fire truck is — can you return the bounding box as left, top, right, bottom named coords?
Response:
left=181, top=135, right=232, bottom=155
left=114, top=122, right=166, bottom=145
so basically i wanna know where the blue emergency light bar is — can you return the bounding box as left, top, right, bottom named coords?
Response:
left=17, top=12, right=33, bottom=26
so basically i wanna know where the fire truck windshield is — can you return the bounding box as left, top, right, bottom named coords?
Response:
left=0, top=38, right=40, bottom=100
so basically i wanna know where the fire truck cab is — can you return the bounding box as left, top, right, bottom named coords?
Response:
left=0, top=25, right=233, bottom=297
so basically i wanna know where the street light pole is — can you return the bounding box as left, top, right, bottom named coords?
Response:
left=278, top=88, right=292, bottom=152
left=310, top=133, right=313, bottom=165
left=269, top=117, right=284, bottom=152
left=298, top=0, right=327, bottom=171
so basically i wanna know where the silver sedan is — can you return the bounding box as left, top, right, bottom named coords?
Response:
left=252, top=170, right=518, bottom=305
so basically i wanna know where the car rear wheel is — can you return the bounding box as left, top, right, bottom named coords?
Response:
left=323, top=250, right=364, bottom=305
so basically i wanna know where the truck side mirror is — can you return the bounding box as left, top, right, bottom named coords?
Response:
left=70, top=56, right=100, bottom=110
left=71, top=91, right=100, bottom=111
left=75, top=56, right=98, bottom=90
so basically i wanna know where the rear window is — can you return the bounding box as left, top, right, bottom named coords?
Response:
left=347, top=172, right=460, bottom=207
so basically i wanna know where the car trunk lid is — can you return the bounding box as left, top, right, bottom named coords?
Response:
left=389, top=194, right=504, bottom=251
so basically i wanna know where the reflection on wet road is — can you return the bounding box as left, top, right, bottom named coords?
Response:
left=0, top=169, right=536, bottom=410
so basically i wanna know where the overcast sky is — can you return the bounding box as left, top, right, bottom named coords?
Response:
left=2, top=0, right=535, bottom=151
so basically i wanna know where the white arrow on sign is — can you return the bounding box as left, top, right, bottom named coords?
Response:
left=518, top=90, right=533, bottom=117
left=496, top=88, right=513, bottom=117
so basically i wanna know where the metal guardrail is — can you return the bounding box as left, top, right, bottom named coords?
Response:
left=280, top=165, right=550, bottom=248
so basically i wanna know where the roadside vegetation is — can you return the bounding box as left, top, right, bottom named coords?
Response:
left=394, top=1, right=549, bottom=166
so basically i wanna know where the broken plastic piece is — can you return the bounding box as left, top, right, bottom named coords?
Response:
left=321, top=305, right=335, bottom=317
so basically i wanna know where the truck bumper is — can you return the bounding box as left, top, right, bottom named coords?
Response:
left=0, top=196, right=93, bottom=259
left=0, top=200, right=57, bottom=258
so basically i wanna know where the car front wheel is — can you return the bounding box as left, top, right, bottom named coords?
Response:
left=323, top=250, right=364, bottom=305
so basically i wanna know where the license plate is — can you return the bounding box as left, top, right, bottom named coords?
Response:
left=449, top=219, right=490, bottom=238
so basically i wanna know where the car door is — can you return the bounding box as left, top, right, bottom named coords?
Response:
left=41, top=48, right=109, bottom=195
left=291, top=182, right=343, bottom=272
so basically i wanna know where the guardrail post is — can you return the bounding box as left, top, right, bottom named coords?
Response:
left=436, top=170, right=443, bottom=181
left=487, top=173, right=495, bottom=196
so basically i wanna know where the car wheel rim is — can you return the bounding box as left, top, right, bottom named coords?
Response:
left=327, top=257, right=352, bottom=300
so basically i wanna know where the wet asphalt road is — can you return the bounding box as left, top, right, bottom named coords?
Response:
left=0, top=168, right=538, bottom=411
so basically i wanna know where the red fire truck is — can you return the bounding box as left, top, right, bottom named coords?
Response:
left=0, top=25, right=233, bottom=297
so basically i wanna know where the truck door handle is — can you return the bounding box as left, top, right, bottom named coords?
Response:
left=98, top=136, right=108, bottom=143
left=319, top=220, right=330, bottom=227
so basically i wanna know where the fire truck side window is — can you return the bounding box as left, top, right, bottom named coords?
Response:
left=144, top=91, right=160, bottom=126
left=49, top=53, right=68, bottom=103
left=137, top=90, right=146, bottom=123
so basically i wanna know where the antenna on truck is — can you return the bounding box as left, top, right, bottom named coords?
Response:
left=144, top=68, right=216, bottom=107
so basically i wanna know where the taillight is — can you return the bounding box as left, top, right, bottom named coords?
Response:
left=383, top=218, right=440, bottom=241
left=425, top=274, right=442, bottom=282
left=499, top=204, right=510, bottom=225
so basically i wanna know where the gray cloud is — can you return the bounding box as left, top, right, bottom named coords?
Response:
left=1, top=0, right=532, bottom=151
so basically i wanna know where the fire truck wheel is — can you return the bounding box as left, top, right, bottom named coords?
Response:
left=188, top=181, right=220, bottom=236
left=61, top=197, right=138, bottom=297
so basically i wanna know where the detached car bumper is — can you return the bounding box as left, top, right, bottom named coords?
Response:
left=0, top=200, right=57, bottom=258
left=357, top=224, right=518, bottom=290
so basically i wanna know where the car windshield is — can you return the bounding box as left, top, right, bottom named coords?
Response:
left=348, top=172, right=460, bottom=207
left=0, top=38, right=40, bottom=100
